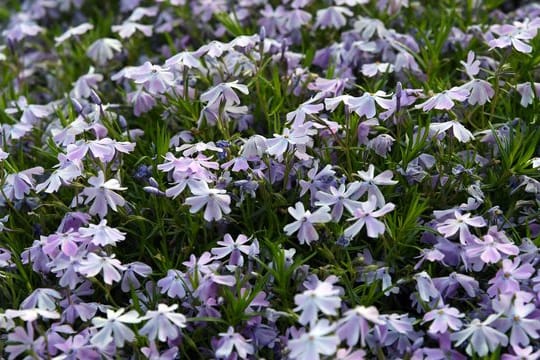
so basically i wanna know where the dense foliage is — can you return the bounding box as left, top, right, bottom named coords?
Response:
left=0, top=0, right=540, bottom=359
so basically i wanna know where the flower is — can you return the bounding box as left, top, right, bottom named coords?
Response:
left=283, top=202, right=331, bottom=245
left=86, top=38, right=122, bottom=66
left=54, top=23, right=94, bottom=45
left=215, top=326, right=254, bottom=359
left=436, top=211, right=486, bottom=244
left=157, top=269, right=189, bottom=299
left=314, top=6, right=353, bottom=30
left=288, top=319, right=340, bottom=360
left=90, top=308, right=141, bottom=348
left=139, top=304, right=187, bottom=342
left=294, top=275, right=342, bottom=326
left=415, top=87, right=469, bottom=111
left=451, top=314, right=508, bottom=357
left=423, top=305, right=464, bottom=334
left=429, top=121, right=475, bottom=143
left=465, top=227, right=519, bottom=264
left=337, top=305, right=382, bottom=347
left=78, top=253, right=126, bottom=285
left=488, top=24, right=536, bottom=53
left=127, top=61, right=174, bottom=94
left=315, top=182, right=362, bottom=221
left=356, top=164, right=398, bottom=207
left=211, top=233, right=256, bottom=267
left=492, top=292, right=540, bottom=348
left=344, top=195, right=395, bottom=239
left=78, top=219, right=126, bottom=247
left=81, top=171, right=127, bottom=218
left=487, top=258, right=535, bottom=296
left=184, top=181, right=231, bottom=222
left=20, top=288, right=62, bottom=311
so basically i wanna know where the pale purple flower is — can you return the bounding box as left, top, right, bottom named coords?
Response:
left=348, top=91, right=391, bottom=118
left=36, top=161, right=81, bottom=194
left=215, top=326, right=254, bottom=359
left=460, top=51, right=480, bottom=78
left=81, top=171, right=127, bottom=218
left=337, top=305, right=382, bottom=347
left=283, top=8, right=312, bottom=31
left=139, top=304, right=187, bottom=342
left=266, top=125, right=315, bottom=160
left=42, top=231, right=83, bottom=257
left=200, top=81, right=249, bottom=107
left=368, top=134, right=395, bottom=158
left=184, top=181, right=231, bottom=222
left=286, top=98, right=324, bottom=127
left=157, top=269, right=189, bottom=299
left=502, top=346, right=540, bottom=360
left=451, top=314, right=508, bottom=357
left=288, top=320, right=340, bottom=360
left=487, top=258, right=535, bottom=296
left=91, top=308, right=141, bottom=348
left=415, top=87, right=469, bottom=111
left=429, top=120, right=475, bottom=143
left=78, top=253, right=126, bottom=285
left=127, top=87, right=157, bottom=116
left=54, top=334, right=100, bottom=359
left=283, top=202, right=331, bottom=245
left=70, top=67, right=103, bottom=99
left=3, top=16, right=45, bottom=42
left=488, top=24, right=535, bottom=53
left=112, top=21, right=153, bottom=39
left=432, top=272, right=479, bottom=298
left=493, top=292, right=540, bottom=348
left=465, top=227, right=519, bottom=264
left=5, top=324, right=44, bottom=360
left=211, top=233, right=256, bottom=267
left=5, top=308, right=60, bottom=322
left=423, top=305, right=464, bottom=334
left=55, top=23, right=94, bottom=45
left=344, top=196, right=395, bottom=239
left=414, top=271, right=440, bottom=302
left=294, top=275, right=342, bottom=326
left=127, top=61, right=174, bottom=94
left=3, top=166, right=44, bottom=201
left=461, top=79, right=494, bottom=106
left=516, top=82, right=540, bottom=108
left=361, top=62, right=394, bottom=77
left=79, top=220, right=126, bottom=247
left=121, top=261, right=152, bottom=292
left=314, top=6, right=353, bottom=30
left=165, top=50, right=202, bottom=71
left=436, top=211, right=486, bottom=244
left=141, top=341, right=179, bottom=360
left=21, top=288, right=62, bottom=311
left=315, top=182, right=362, bottom=221
left=86, top=38, right=122, bottom=66
left=356, top=164, right=398, bottom=207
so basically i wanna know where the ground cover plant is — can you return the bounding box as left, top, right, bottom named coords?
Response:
left=0, top=0, right=540, bottom=358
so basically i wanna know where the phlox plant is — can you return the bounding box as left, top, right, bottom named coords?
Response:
left=0, top=0, right=540, bottom=359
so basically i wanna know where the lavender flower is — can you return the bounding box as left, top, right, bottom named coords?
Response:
left=90, top=308, right=141, bottom=348
left=283, top=202, right=331, bottom=245
left=139, top=304, right=187, bottom=342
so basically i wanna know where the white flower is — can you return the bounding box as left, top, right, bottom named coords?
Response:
left=81, top=171, right=127, bottom=218
left=288, top=319, right=340, bottom=360
left=215, top=326, right=254, bottom=359
left=139, top=304, right=187, bottom=342
left=91, top=308, right=141, bottom=348
left=86, top=38, right=122, bottom=66
left=184, top=181, right=231, bottom=222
